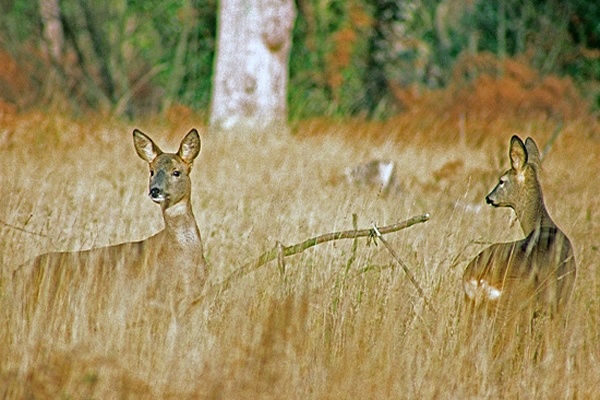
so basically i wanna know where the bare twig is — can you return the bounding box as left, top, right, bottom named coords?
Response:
left=0, top=218, right=47, bottom=237
left=187, top=213, right=430, bottom=310
left=540, top=120, right=564, bottom=161
left=371, top=223, right=436, bottom=313
left=344, top=213, right=359, bottom=276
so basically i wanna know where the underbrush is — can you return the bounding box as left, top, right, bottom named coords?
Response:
left=0, top=111, right=599, bottom=398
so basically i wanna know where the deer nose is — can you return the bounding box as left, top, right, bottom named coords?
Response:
left=149, top=187, right=162, bottom=199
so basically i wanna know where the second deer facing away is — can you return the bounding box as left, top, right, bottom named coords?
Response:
left=15, top=129, right=207, bottom=307
left=463, top=136, right=576, bottom=318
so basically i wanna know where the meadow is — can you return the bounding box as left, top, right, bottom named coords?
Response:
left=0, top=108, right=599, bottom=398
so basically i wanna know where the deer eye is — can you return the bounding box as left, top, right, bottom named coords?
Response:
left=150, top=170, right=154, bottom=177
left=172, top=170, right=181, bottom=177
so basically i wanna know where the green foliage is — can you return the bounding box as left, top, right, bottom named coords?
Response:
left=0, top=0, right=598, bottom=117
left=179, top=0, right=216, bottom=109
left=0, top=0, right=38, bottom=43
left=0, top=0, right=215, bottom=115
left=290, top=0, right=600, bottom=119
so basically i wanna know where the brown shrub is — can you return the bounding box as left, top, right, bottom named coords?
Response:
left=420, top=53, right=591, bottom=121
left=382, top=53, right=597, bottom=145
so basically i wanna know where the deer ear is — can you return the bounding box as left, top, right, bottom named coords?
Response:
left=509, top=135, right=527, bottom=171
left=178, top=128, right=201, bottom=164
left=133, top=129, right=162, bottom=163
left=524, top=137, right=541, bottom=168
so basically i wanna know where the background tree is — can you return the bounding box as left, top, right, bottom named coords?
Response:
left=0, top=0, right=598, bottom=118
left=209, top=0, right=296, bottom=132
left=0, top=0, right=217, bottom=116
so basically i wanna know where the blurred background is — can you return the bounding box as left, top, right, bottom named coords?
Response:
left=0, top=0, right=598, bottom=123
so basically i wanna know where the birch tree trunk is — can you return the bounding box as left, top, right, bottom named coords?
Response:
left=210, top=0, right=296, bottom=133
left=39, top=0, right=64, bottom=62
left=39, top=0, right=65, bottom=104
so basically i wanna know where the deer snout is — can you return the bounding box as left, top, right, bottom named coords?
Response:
left=149, top=187, right=166, bottom=203
left=149, top=187, right=161, bottom=199
left=149, top=169, right=168, bottom=203
left=485, top=195, right=500, bottom=207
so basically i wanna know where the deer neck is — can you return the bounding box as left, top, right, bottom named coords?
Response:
left=516, top=189, right=555, bottom=236
left=161, top=199, right=203, bottom=250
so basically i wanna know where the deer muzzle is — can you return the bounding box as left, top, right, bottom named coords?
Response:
left=149, top=170, right=167, bottom=203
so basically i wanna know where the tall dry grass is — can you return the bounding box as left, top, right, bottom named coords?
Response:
left=0, top=110, right=599, bottom=398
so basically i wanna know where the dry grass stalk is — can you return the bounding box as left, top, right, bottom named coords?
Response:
left=0, top=113, right=597, bottom=398
left=371, top=222, right=435, bottom=313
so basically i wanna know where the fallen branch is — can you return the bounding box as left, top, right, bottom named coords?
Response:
left=187, top=213, right=430, bottom=310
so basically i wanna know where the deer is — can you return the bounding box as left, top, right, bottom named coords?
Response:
left=12, top=129, right=208, bottom=328
left=462, top=135, right=576, bottom=323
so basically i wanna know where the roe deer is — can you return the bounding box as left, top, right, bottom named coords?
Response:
left=13, top=129, right=207, bottom=316
left=462, top=136, right=576, bottom=319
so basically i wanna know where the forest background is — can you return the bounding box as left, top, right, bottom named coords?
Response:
left=2, top=1, right=600, bottom=397
left=0, top=0, right=599, bottom=122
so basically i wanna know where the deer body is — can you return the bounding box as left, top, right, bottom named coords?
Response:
left=15, top=129, right=207, bottom=311
left=463, top=136, right=576, bottom=317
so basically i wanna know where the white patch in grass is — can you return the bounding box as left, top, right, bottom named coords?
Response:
left=464, top=278, right=502, bottom=301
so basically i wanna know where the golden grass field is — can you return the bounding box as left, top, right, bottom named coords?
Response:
left=0, top=109, right=599, bottom=398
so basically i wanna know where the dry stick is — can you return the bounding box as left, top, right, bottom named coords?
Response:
left=188, top=213, right=430, bottom=309
left=344, top=213, right=360, bottom=276
left=371, top=223, right=436, bottom=314
left=0, top=218, right=47, bottom=237
left=540, top=120, right=563, bottom=161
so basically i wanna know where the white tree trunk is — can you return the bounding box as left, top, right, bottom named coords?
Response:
left=39, top=0, right=64, bottom=62
left=210, top=0, right=296, bottom=132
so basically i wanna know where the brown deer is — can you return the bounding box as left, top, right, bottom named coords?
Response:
left=462, top=136, right=576, bottom=320
left=13, top=129, right=207, bottom=323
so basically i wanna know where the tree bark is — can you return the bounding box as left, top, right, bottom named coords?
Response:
left=210, top=0, right=296, bottom=133
left=39, top=0, right=64, bottom=62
